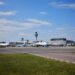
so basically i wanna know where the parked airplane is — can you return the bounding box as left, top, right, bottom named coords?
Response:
left=0, top=42, right=9, bottom=47
left=34, top=41, right=48, bottom=47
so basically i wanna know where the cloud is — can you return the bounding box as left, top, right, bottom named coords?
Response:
left=0, top=18, right=51, bottom=32
left=0, top=18, right=51, bottom=39
left=0, top=29, right=12, bottom=37
left=19, top=33, right=30, bottom=37
left=39, top=11, right=47, bottom=15
left=26, top=18, right=50, bottom=26
left=49, top=2, right=75, bottom=9
left=0, top=18, right=20, bottom=27
left=0, top=11, right=17, bottom=16
left=0, top=1, right=5, bottom=5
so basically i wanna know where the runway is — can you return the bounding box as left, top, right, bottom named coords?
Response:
left=0, top=47, right=75, bottom=64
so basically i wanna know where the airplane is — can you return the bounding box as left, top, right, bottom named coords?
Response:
left=33, top=41, right=48, bottom=47
left=0, top=42, right=9, bottom=47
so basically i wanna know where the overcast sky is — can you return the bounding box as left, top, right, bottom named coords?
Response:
left=0, top=0, right=75, bottom=42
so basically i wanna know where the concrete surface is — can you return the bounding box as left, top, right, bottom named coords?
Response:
left=0, top=47, right=75, bottom=64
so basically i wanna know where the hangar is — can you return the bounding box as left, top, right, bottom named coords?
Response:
left=50, top=38, right=67, bottom=46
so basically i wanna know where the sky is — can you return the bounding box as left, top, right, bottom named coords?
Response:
left=0, top=0, right=75, bottom=42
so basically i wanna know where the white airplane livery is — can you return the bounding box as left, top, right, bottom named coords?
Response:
left=0, top=42, right=9, bottom=47
left=34, top=41, right=48, bottom=47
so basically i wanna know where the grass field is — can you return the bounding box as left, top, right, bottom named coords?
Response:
left=0, top=53, right=75, bottom=75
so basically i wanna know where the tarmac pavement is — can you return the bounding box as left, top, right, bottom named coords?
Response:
left=0, top=47, right=75, bottom=64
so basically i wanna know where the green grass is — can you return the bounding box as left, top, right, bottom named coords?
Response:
left=0, top=53, right=75, bottom=75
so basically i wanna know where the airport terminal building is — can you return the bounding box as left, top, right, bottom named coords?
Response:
left=50, top=38, right=67, bottom=46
